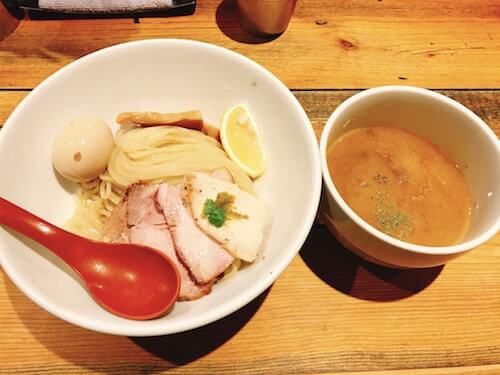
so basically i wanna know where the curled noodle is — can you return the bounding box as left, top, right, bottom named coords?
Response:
left=108, top=127, right=254, bottom=193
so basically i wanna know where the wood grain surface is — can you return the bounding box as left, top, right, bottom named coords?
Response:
left=0, top=0, right=499, bottom=89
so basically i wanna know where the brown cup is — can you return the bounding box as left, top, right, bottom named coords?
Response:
left=237, top=0, right=298, bottom=36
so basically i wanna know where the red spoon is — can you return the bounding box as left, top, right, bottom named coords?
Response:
left=0, top=197, right=180, bottom=320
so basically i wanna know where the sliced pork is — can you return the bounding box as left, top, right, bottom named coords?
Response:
left=129, top=223, right=211, bottom=301
left=127, top=183, right=165, bottom=226
left=103, top=183, right=212, bottom=301
left=156, top=184, right=234, bottom=285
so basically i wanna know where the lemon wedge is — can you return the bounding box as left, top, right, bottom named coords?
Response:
left=220, top=104, right=266, bottom=179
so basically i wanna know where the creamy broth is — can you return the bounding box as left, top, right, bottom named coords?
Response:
left=327, top=127, right=471, bottom=246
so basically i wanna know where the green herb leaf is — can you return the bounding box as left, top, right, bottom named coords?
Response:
left=203, top=199, right=217, bottom=216
left=203, top=192, right=248, bottom=228
left=203, top=199, right=226, bottom=227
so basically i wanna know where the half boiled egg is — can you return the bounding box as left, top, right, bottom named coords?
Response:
left=52, top=117, right=114, bottom=183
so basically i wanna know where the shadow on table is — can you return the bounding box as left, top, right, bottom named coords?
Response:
left=215, top=0, right=280, bottom=44
left=0, top=1, right=21, bottom=40
left=131, top=287, right=270, bottom=364
left=300, top=223, right=443, bottom=301
left=4, top=266, right=270, bottom=372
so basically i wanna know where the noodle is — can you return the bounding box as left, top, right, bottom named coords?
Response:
left=64, top=189, right=104, bottom=241
left=108, top=127, right=254, bottom=193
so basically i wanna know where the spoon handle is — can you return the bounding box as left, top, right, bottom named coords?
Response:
left=0, top=197, right=78, bottom=264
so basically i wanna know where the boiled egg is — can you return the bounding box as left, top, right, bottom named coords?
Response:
left=52, top=117, right=114, bottom=183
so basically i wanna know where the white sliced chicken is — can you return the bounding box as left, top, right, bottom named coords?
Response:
left=156, top=184, right=234, bottom=285
left=184, top=172, right=271, bottom=262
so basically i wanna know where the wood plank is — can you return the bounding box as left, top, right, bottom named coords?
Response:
left=2, top=90, right=499, bottom=136
left=0, top=91, right=27, bottom=126
left=0, top=0, right=498, bottom=89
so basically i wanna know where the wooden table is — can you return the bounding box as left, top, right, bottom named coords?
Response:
left=1, top=1, right=499, bottom=374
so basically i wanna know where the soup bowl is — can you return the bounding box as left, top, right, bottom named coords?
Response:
left=320, top=86, right=500, bottom=269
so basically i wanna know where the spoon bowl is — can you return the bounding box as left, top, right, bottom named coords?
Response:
left=0, top=197, right=180, bottom=320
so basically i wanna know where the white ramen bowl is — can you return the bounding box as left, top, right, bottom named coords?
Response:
left=0, top=39, right=321, bottom=336
left=320, top=86, right=500, bottom=269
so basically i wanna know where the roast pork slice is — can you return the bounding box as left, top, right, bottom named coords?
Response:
left=104, top=183, right=212, bottom=301
left=156, top=184, right=234, bottom=285
left=126, top=183, right=166, bottom=226
left=129, top=222, right=212, bottom=301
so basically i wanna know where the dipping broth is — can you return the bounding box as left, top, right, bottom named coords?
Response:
left=327, top=127, right=471, bottom=246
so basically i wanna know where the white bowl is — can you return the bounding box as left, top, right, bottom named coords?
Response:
left=0, top=39, right=321, bottom=336
left=320, top=86, right=500, bottom=269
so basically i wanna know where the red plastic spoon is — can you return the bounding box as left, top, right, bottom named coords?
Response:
left=0, top=197, right=180, bottom=320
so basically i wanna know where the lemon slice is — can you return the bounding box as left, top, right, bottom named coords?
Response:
left=220, top=104, right=266, bottom=179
